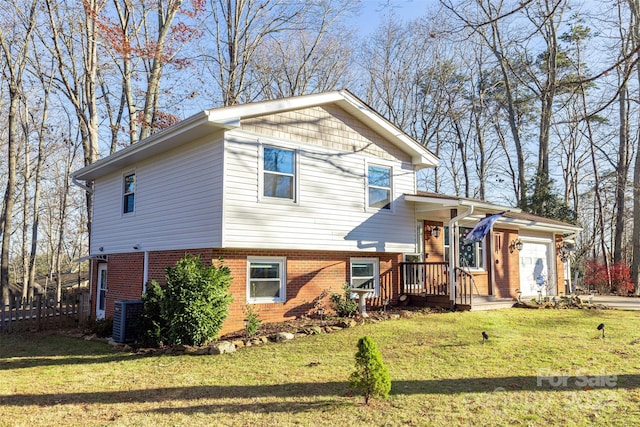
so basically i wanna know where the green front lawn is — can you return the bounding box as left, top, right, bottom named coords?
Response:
left=1, top=309, right=639, bottom=426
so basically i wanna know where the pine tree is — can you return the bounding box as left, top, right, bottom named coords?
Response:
left=349, top=336, right=391, bottom=404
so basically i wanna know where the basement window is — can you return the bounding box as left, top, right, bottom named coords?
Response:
left=247, top=257, right=286, bottom=303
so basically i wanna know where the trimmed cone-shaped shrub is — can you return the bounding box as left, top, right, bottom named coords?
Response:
left=349, top=336, right=391, bottom=404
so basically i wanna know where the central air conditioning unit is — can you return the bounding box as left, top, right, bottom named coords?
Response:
left=112, top=300, right=144, bottom=343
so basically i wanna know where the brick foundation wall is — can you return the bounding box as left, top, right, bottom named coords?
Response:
left=91, top=248, right=402, bottom=336
left=424, top=221, right=444, bottom=261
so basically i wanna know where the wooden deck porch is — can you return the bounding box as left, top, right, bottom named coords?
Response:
left=399, top=262, right=475, bottom=311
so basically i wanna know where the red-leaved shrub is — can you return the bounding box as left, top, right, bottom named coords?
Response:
left=583, top=260, right=634, bottom=295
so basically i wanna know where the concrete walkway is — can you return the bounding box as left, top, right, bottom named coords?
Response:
left=590, top=295, right=640, bottom=311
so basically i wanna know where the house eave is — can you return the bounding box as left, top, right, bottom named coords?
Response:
left=405, top=193, right=581, bottom=235
left=496, top=217, right=582, bottom=235
left=404, top=194, right=519, bottom=215
left=72, top=112, right=235, bottom=181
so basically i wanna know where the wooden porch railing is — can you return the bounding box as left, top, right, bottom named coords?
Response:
left=400, top=262, right=449, bottom=296
left=400, top=262, right=475, bottom=307
left=454, top=267, right=473, bottom=306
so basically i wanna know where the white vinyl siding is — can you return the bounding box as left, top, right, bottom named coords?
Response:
left=91, top=133, right=225, bottom=254
left=223, top=130, right=417, bottom=252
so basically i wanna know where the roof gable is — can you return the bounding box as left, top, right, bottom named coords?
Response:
left=73, top=90, right=438, bottom=181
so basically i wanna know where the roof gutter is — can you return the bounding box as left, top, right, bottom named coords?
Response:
left=72, top=174, right=93, bottom=194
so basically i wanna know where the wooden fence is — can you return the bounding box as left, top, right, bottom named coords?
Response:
left=0, top=292, right=90, bottom=334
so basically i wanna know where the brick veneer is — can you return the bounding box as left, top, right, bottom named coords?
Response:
left=91, top=248, right=402, bottom=336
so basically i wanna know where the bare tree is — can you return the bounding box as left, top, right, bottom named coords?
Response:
left=443, top=0, right=532, bottom=207
left=0, top=0, right=38, bottom=303
left=628, top=0, right=640, bottom=294
left=201, top=0, right=311, bottom=106
left=98, top=0, right=205, bottom=145
left=251, top=1, right=355, bottom=98
left=24, top=54, right=55, bottom=299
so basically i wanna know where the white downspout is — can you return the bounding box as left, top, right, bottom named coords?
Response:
left=143, top=251, right=149, bottom=294
left=448, top=206, right=474, bottom=304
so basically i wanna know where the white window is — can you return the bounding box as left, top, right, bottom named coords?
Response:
left=367, top=164, right=391, bottom=210
left=444, top=226, right=485, bottom=269
left=123, top=172, right=135, bottom=214
left=350, top=258, right=379, bottom=297
left=263, top=146, right=296, bottom=200
left=247, top=257, right=286, bottom=303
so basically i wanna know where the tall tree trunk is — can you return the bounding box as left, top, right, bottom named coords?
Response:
left=0, top=0, right=38, bottom=304
left=614, top=83, right=629, bottom=264
left=629, top=0, right=640, bottom=294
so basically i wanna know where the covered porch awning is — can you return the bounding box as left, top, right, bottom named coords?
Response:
left=402, top=192, right=582, bottom=306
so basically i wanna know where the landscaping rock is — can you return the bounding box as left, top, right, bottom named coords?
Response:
left=231, top=339, right=245, bottom=349
left=193, top=346, right=211, bottom=355
left=274, top=332, right=295, bottom=342
left=304, top=326, right=323, bottom=335
left=325, top=325, right=343, bottom=332
left=338, top=319, right=357, bottom=328
left=210, top=341, right=236, bottom=354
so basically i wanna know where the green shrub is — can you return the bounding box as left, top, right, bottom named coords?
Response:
left=330, top=283, right=358, bottom=317
left=140, top=254, right=233, bottom=347
left=243, top=305, right=262, bottom=337
left=84, top=318, right=113, bottom=338
left=138, top=281, right=166, bottom=347
left=349, top=335, right=391, bottom=405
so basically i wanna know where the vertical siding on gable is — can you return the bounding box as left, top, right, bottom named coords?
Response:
left=223, top=128, right=418, bottom=253
left=91, top=133, right=225, bottom=254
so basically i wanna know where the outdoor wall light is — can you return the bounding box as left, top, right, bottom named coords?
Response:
left=558, top=242, right=573, bottom=263
left=98, top=246, right=104, bottom=252
left=509, top=239, right=523, bottom=253
left=133, top=243, right=141, bottom=250
left=429, top=225, right=441, bottom=238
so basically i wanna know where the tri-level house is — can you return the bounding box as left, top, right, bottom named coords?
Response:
left=72, top=90, right=581, bottom=335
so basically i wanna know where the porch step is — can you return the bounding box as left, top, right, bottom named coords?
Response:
left=470, top=295, right=516, bottom=311
left=407, top=294, right=454, bottom=310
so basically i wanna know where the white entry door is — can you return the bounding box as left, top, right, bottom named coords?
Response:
left=97, top=264, right=107, bottom=319
left=519, top=241, right=554, bottom=297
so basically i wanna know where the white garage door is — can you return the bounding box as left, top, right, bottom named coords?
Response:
left=519, top=241, right=554, bottom=297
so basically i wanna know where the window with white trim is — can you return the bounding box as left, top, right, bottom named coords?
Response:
left=123, top=173, right=135, bottom=214
left=350, top=258, right=379, bottom=297
left=367, top=164, right=391, bottom=210
left=444, top=226, right=485, bottom=269
left=247, top=257, right=286, bottom=303
left=263, top=146, right=295, bottom=200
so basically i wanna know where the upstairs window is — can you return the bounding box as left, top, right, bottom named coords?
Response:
left=263, top=146, right=295, bottom=200
left=368, top=165, right=391, bottom=209
left=123, top=173, right=135, bottom=214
